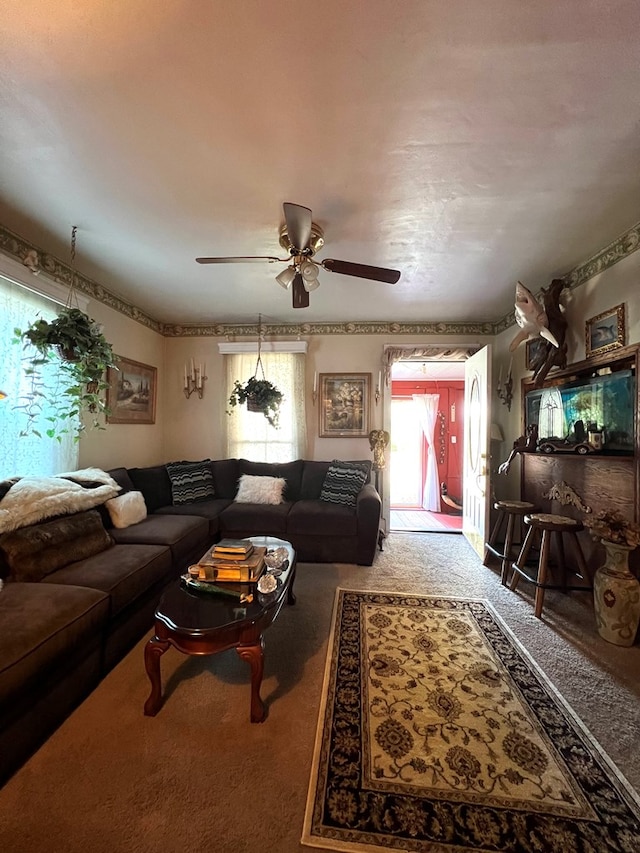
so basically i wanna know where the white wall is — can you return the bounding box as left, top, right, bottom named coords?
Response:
left=162, top=332, right=486, bottom=464
left=77, top=297, right=165, bottom=470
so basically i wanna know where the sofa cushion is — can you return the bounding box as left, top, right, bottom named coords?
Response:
left=156, top=498, right=232, bottom=537
left=287, top=499, right=358, bottom=536
left=106, top=467, right=136, bottom=493
left=0, top=510, right=113, bottom=582
left=210, top=459, right=241, bottom=500
left=109, top=513, right=209, bottom=567
left=128, top=465, right=172, bottom=513
left=320, top=461, right=370, bottom=507
left=235, top=474, right=286, bottom=505
left=239, top=459, right=304, bottom=501
left=220, top=502, right=292, bottom=535
left=0, top=582, right=109, bottom=707
left=165, top=460, right=216, bottom=505
left=43, top=543, right=173, bottom=618
left=299, top=461, right=332, bottom=499
left=105, top=491, right=148, bottom=528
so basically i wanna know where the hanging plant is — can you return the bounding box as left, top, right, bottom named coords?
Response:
left=226, top=316, right=283, bottom=428
left=227, top=375, right=283, bottom=428
left=13, top=306, right=117, bottom=441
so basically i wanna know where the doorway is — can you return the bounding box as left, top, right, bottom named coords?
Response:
left=389, top=361, right=464, bottom=533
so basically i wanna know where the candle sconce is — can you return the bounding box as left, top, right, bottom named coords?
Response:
left=375, top=370, right=382, bottom=405
left=184, top=361, right=207, bottom=399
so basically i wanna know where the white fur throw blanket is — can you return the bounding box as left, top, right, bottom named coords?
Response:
left=0, top=468, right=121, bottom=535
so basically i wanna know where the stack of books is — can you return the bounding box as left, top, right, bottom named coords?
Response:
left=189, top=539, right=266, bottom=583
left=212, top=539, right=255, bottom=561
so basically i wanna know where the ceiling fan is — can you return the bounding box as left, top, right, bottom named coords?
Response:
left=196, top=202, right=401, bottom=308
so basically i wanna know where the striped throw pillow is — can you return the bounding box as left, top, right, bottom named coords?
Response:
left=165, top=460, right=215, bottom=505
left=319, top=461, right=369, bottom=507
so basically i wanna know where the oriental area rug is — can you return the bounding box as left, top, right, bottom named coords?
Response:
left=302, top=590, right=640, bottom=852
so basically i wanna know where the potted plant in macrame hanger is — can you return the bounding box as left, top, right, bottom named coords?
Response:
left=227, top=319, right=283, bottom=428
left=13, top=227, right=117, bottom=440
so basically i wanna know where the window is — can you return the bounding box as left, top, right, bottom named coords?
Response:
left=0, top=276, right=79, bottom=478
left=224, top=350, right=307, bottom=462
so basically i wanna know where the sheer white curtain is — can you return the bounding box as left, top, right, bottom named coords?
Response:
left=0, top=278, right=79, bottom=479
left=412, top=393, right=440, bottom=511
left=225, top=351, right=307, bottom=461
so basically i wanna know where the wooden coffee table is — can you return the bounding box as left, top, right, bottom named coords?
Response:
left=143, top=536, right=296, bottom=722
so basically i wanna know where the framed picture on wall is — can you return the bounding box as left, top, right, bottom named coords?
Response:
left=319, top=373, right=371, bottom=438
left=106, top=355, right=157, bottom=424
left=525, top=337, right=547, bottom=371
left=585, top=304, right=625, bottom=358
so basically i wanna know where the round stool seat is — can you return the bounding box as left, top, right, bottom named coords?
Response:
left=494, top=500, right=536, bottom=513
left=484, top=501, right=538, bottom=584
left=511, top=513, right=590, bottom=619
left=525, top=513, right=584, bottom=532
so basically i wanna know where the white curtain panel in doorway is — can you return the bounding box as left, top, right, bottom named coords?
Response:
left=412, top=393, right=440, bottom=511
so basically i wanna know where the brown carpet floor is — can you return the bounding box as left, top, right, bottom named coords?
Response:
left=1, top=531, right=639, bottom=853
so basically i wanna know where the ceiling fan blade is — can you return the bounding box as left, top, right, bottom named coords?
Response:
left=321, top=258, right=401, bottom=284
left=196, top=256, right=282, bottom=264
left=292, top=272, right=310, bottom=308
left=283, top=203, right=312, bottom=252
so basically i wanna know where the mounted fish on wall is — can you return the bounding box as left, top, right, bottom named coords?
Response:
left=510, top=279, right=569, bottom=386
left=509, top=281, right=559, bottom=352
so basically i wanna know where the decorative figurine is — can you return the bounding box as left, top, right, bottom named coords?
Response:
left=368, top=429, right=390, bottom=471
left=498, top=424, right=539, bottom=475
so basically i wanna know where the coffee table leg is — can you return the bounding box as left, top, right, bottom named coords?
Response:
left=236, top=637, right=265, bottom=723
left=144, top=635, right=171, bottom=716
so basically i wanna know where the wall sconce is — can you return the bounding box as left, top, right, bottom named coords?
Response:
left=375, top=371, right=381, bottom=405
left=184, top=359, right=207, bottom=399
left=496, top=365, right=513, bottom=411
left=496, top=358, right=513, bottom=411
left=312, top=371, right=318, bottom=405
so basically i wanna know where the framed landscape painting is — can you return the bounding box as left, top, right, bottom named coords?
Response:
left=319, top=373, right=371, bottom=438
left=585, top=304, right=625, bottom=358
left=106, top=356, right=157, bottom=424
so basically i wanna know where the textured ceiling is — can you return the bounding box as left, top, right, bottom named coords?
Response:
left=1, top=1, right=639, bottom=327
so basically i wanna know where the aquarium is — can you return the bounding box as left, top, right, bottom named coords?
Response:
left=525, top=366, right=635, bottom=454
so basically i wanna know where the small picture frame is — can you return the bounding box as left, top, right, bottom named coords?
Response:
left=585, top=304, right=625, bottom=358
left=319, top=373, right=371, bottom=438
left=525, top=337, right=547, bottom=371
left=106, top=356, right=157, bottom=424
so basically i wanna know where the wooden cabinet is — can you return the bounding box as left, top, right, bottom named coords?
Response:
left=520, top=344, right=639, bottom=574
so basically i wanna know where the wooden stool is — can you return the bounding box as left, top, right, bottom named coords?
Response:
left=483, top=500, right=537, bottom=585
left=510, top=513, right=591, bottom=619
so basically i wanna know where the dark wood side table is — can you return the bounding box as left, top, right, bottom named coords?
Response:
left=143, top=536, right=296, bottom=723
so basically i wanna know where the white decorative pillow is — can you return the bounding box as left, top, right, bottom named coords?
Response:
left=235, top=475, right=286, bottom=505
left=105, top=491, right=147, bottom=528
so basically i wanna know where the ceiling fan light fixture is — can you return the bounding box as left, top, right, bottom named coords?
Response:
left=276, top=265, right=296, bottom=289
left=300, top=260, right=319, bottom=291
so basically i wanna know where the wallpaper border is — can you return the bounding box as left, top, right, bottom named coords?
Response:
left=2, top=219, right=639, bottom=339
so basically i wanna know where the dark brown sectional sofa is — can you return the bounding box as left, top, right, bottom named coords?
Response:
left=0, top=458, right=380, bottom=786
